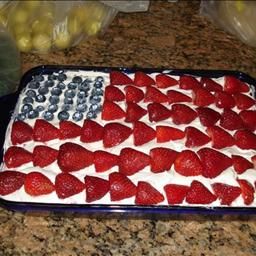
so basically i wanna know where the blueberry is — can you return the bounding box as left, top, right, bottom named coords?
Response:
left=38, top=86, right=49, bottom=95
left=77, top=91, right=87, bottom=99
left=91, top=88, right=103, bottom=96
left=94, top=81, right=103, bottom=88
left=95, top=76, right=104, bottom=83
left=26, top=89, right=37, bottom=98
left=49, top=95, right=60, bottom=104
left=43, top=111, right=54, bottom=121
left=77, top=97, right=87, bottom=105
left=33, top=74, right=44, bottom=82
left=58, top=111, right=69, bottom=120
left=86, top=111, right=97, bottom=119
left=64, top=97, right=73, bottom=105
left=35, top=94, right=46, bottom=103
left=67, top=82, right=77, bottom=90
left=72, top=111, right=84, bottom=122
left=76, top=103, right=87, bottom=112
left=21, top=103, right=33, bottom=113
left=17, top=113, right=26, bottom=121
left=62, top=104, right=72, bottom=111
left=57, top=73, right=67, bottom=82
left=28, top=81, right=40, bottom=89
left=28, top=109, right=39, bottom=119
left=44, top=80, right=55, bottom=87
left=48, top=104, right=58, bottom=113
left=36, top=105, right=45, bottom=112
left=89, top=95, right=101, bottom=104
left=64, top=89, right=75, bottom=98
left=57, top=82, right=66, bottom=90
left=72, top=76, right=83, bottom=84
left=51, top=87, right=62, bottom=96
left=23, top=96, right=34, bottom=104
left=89, top=103, right=101, bottom=113
left=48, top=74, right=57, bottom=80
left=78, top=82, right=90, bottom=92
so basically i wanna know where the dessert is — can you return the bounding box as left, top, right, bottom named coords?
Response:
left=0, top=68, right=256, bottom=208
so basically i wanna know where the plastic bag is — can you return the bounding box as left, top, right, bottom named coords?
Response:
left=200, top=1, right=256, bottom=47
left=101, top=1, right=149, bottom=13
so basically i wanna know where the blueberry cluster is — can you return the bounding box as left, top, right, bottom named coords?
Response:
left=17, top=71, right=105, bottom=122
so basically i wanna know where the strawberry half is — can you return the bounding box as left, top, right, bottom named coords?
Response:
left=150, top=147, right=178, bottom=173
left=237, top=179, right=254, bottom=205
left=144, top=87, right=168, bottom=103
left=164, top=184, right=190, bottom=204
left=84, top=175, right=109, bottom=203
left=167, top=90, right=192, bottom=104
left=55, top=173, right=85, bottom=199
left=125, top=102, right=147, bottom=123
left=102, top=101, right=125, bottom=121
left=171, top=104, right=197, bottom=125
left=33, top=119, right=59, bottom=142
left=232, top=155, right=254, bottom=174
left=93, top=150, right=119, bottom=172
left=135, top=181, right=164, bottom=205
left=219, top=109, right=244, bottom=131
left=105, top=86, right=125, bottom=102
left=11, top=121, right=33, bottom=145
left=186, top=180, right=217, bottom=204
left=119, top=148, right=151, bottom=176
left=215, top=91, right=235, bottom=109
left=133, top=121, right=156, bottom=146
left=80, top=120, right=104, bottom=143
left=212, top=183, right=241, bottom=206
left=233, top=93, right=255, bottom=110
left=103, top=123, right=132, bottom=148
left=251, top=155, right=256, bottom=169
left=234, top=130, right=256, bottom=150
left=0, top=171, right=26, bottom=195
left=197, top=148, right=232, bottom=178
left=156, top=126, right=185, bottom=142
left=24, top=172, right=55, bottom=196
left=33, top=145, right=58, bottom=168
left=239, top=110, right=256, bottom=130
left=134, top=71, right=155, bottom=87
left=110, top=71, right=133, bottom=85
left=147, top=103, right=171, bottom=122
left=4, top=146, right=32, bottom=168
left=224, top=76, right=249, bottom=94
left=196, top=107, right=221, bottom=127
left=174, top=150, right=203, bottom=176
left=59, top=121, right=81, bottom=139
left=155, top=74, right=178, bottom=88
left=185, top=126, right=210, bottom=148
left=109, top=172, right=137, bottom=201
left=200, top=77, right=223, bottom=92
left=192, top=88, right=215, bottom=107
left=124, top=85, right=144, bottom=103
left=206, top=126, right=235, bottom=149
left=57, top=142, right=94, bottom=172
left=179, top=75, right=202, bottom=90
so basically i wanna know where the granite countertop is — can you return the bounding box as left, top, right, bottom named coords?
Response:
left=1, top=1, right=256, bottom=255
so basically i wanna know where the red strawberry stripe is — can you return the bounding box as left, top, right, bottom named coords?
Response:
left=11, top=121, right=33, bottom=145
left=110, top=71, right=133, bottom=85
left=59, top=121, right=81, bottom=139
left=105, top=86, right=125, bottom=102
left=144, top=87, right=168, bottom=103
left=156, top=74, right=178, bottom=88
left=134, top=71, right=155, bottom=87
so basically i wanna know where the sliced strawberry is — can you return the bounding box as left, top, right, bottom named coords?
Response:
left=93, top=150, right=119, bottom=172
left=171, top=104, right=197, bottom=125
left=232, top=155, right=254, bottom=174
left=174, top=150, right=203, bottom=176
left=212, top=183, right=241, bottom=206
left=179, top=75, right=202, bottom=90
left=215, top=91, right=235, bottom=109
left=237, top=179, right=254, bottom=205
left=186, top=180, right=217, bottom=204
left=109, top=172, right=137, bottom=201
left=80, top=120, right=104, bottom=143
left=57, top=142, right=94, bottom=172
left=135, top=181, right=164, bottom=205
left=84, top=175, right=109, bottom=203
left=59, top=121, right=81, bottom=139
left=144, top=87, right=168, bottom=103
left=234, top=130, right=256, bottom=150
left=103, top=123, right=132, bottom=148
left=252, top=155, right=256, bottom=168
left=134, top=71, right=155, bottom=87
left=33, top=145, right=58, bottom=168
left=101, top=101, right=125, bottom=121
left=4, top=146, right=32, bottom=168
left=206, top=126, right=235, bottom=149
left=133, top=121, right=156, bottom=146
left=200, top=77, right=223, bottom=92
left=105, top=86, right=125, bottom=102
left=125, top=102, right=147, bottom=122
left=239, top=110, right=256, bottom=130
left=185, top=126, right=210, bottom=148
left=224, top=76, right=249, bottom=94
left=150, top=147, right=178, bottom=173
left=156, top=126, right=185, bottom=142
left=196, top=107, right=221, bottom=127
left=155, top=74, right=178, bottom=88
left=11, top=121, right=33, bottom=145
left=124, top=85, right=144, bottom=103
left=164, top=184, right=190, bottom=204
left=192, top=88, right=215, bottom=107
left=219, top=109, right=244, bottom=131
left=55, top=173, right=85, bottom=199
left=119, top=148, right=151, bottom=176
left=233, top=93, right=255, bottom=110
left=24, top=172, right=55, bottom=196
left=110, top=70, right=133, bottom=85
left=197, top=148, right=232, bottom=178
left=0, top=171, right=26, bottom=195
left=167, top=90, right=192, bottom=104
left=33, top=119, right=59, bottom=142
left=147, top=103, right=171, bottom=122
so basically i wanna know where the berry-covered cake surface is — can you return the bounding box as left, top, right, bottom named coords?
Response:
left=1, top=67, right=256, bottom=209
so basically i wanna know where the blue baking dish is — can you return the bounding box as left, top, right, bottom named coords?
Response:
left=0, top=65, right=256, bottom=214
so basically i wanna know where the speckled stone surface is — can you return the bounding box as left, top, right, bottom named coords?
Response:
left=1, top=1, right=256, bottom=255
